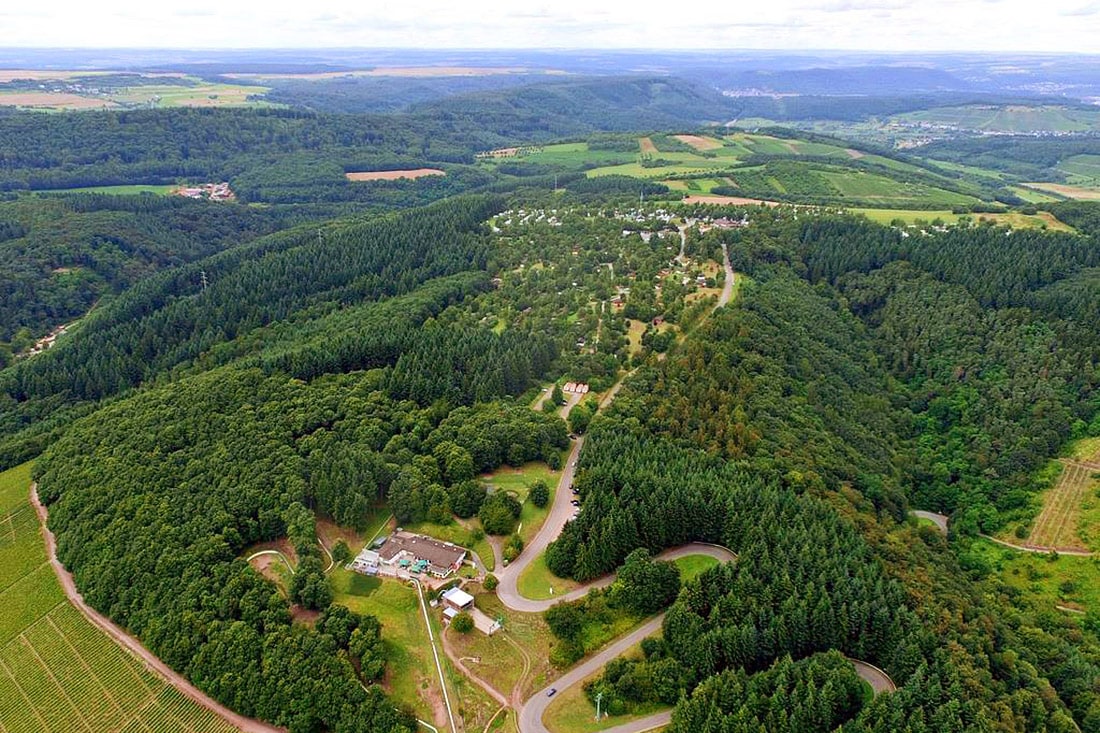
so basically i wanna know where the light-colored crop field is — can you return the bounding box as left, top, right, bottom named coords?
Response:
left=673, top=134, right=724, bottom=151
left=638, top=137, right=657, bottom=154
left=345, top=168, right=446, bottom=181
left=822, top=170, right=976, bottom=206
left=0, top=462, right=240, bottom=733
left=0, top=91, right=117, bottom=110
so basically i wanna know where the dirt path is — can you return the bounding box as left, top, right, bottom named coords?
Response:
left=717, top=242, right=735, bottom=308
left=30, top=484, right=283, bottom=733
left=440, top=629, right=509, bottom=707
left=978, top=533, right=1095, bottom=557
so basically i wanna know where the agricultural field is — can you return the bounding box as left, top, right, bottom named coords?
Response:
left=33, top=184, right=176, bottom=196
left=0, top=462, right=240, bottom=733
left=345, top=168, right=446, bottom=181
left=1025, top=460, right=1099, bottom=551
left=1024, top=182, right=1100, bottom=200
left=893, top=105, right=1100, bottom=133
left=0, top=72, right=272, bottom=110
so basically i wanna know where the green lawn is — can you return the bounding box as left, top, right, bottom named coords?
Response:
left=672, top=553, right=720, bottom=582
left=516, top=551, right=581, bottom=601
left=36, top=184, right=176, bottom=195
left=482, top=461, right=560, bottom=547
left=1066, top=435, right=1100, bottom=462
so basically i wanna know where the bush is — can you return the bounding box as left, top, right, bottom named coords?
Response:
left=483, top=574, right=499, bottom=592
left=528, top=480, right=550, bottom=508
left=452, top=612, right=474, bottom=634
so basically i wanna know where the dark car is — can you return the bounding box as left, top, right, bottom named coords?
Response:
left=571, top=499, right=580, bottom=506
left=547, top=688, right=558, bottom=697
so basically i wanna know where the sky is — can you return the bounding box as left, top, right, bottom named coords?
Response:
left=2, top=0, right=1099, bottom=53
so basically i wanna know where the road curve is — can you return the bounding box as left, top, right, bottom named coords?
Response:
left=498, top=543, right=736, bottom=614
left=849, top=659, right=896, bottom=695
left=495, top=435, right=585, bottom=610
left=519, top=615, right=667, bottom=733
left=911, top=510, right=949, bottom=535
left=30, top=484, right=283, bottom=733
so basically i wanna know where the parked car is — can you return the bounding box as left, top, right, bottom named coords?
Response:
left=571, top=499, right=580, bottom=506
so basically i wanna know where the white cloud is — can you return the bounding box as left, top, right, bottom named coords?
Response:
left=0, top=0, right=1096, bottom=52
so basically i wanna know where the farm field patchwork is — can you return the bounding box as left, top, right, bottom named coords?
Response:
left=0, top=462, right=240, bottom=733
left=894, top=105, right=1100, bottom=133
left=0, top=74, right=271, bottom=110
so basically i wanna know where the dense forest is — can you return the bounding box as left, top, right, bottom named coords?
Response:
left=0, top=193, right=312, bottom=352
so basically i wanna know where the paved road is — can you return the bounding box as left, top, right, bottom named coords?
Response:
left=911, top=510, right=949, bottom=535
left=30, top=484, right=282, bottom=733
left=849, top=659, right=896, bottom=694
left=496, top=436, right=585, bottom=612
left=518, top=615, right=667, bottom=733
left=499, top=543, right=737, bottom=614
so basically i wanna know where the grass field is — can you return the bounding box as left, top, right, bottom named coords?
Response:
left=672, top=553, right=720, bottom=581
left=516, top=552, right=582, bottom=601
left=966, top=538, right=1100, bottom=613
left=1059, top=154, right=1100, bottom=186
left=0, top=462, right=240, bottom=733
left=330, top=569, right=443, bottom=723
left=448, top=591, right=556, bottom=700
left=852, top=207, right=1071, bottom=232
left=35, top=184, right=177, bottom=196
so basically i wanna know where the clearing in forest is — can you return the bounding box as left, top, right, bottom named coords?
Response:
left=673, top=134, right=724, bottom=151
left=345, top=168, right=446, bottom=181
left=1028, top=455, right=1100, bottom=552
left=638, top=137, right=658, bottom=153
left=0, top=462, right=240, bottom=733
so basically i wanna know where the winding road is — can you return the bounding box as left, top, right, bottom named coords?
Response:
left=30, top=483, right=283, bottom=733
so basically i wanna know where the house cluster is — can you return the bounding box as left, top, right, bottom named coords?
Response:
left=350, top=531, right=467, bottom=579
left=175, top=182, right=235, bottom=201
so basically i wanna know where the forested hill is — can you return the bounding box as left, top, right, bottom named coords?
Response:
left=0, top=195, right=506, bottom=467
left=545, top=206, right=1100, bottom=730
left=410, top=76, right=736, bottom=135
